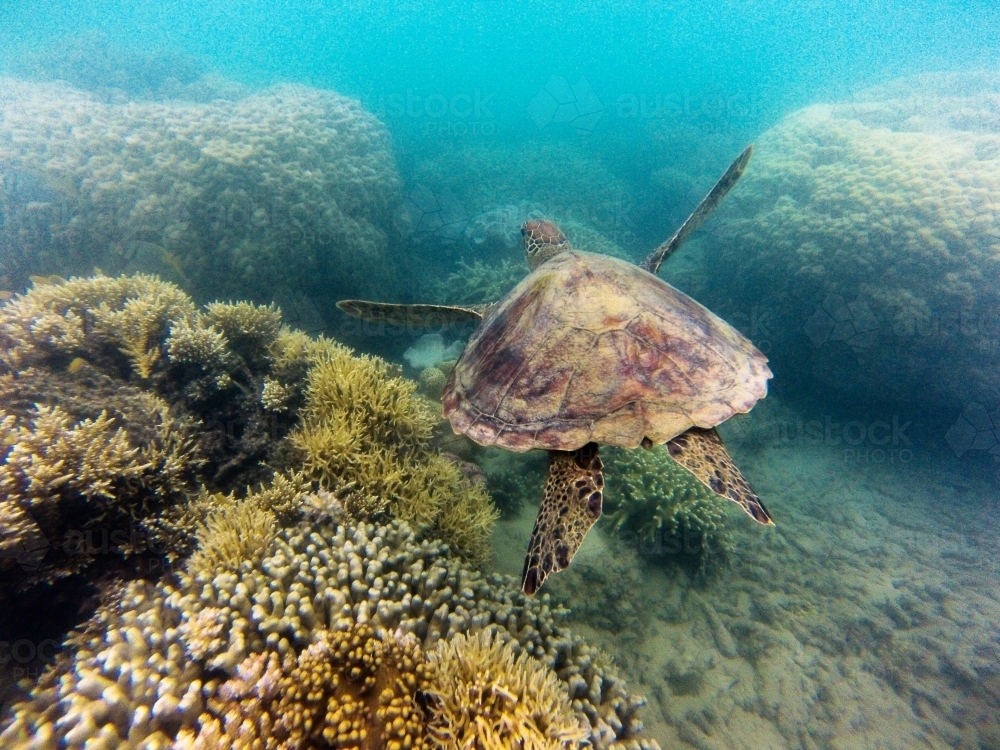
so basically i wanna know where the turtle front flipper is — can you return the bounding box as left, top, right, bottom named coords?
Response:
left=641, top=144, right=754, bottom=275
left=337, top=300, right=489, bottom=327
left=665, top=427, right=774, bottom=525
left=521, top=443, right=604, bottom=595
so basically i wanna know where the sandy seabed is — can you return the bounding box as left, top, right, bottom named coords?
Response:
left=491, top=413, right=1000, bottom=750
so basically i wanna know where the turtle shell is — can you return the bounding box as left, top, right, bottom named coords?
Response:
left=442, top=250, right=770, bottom=452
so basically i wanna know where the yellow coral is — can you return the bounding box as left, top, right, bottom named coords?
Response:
left=195, top=624, right=435, bottom=750
left=186, top=499, right=278, bottom=581
left=0, top=272, right=196, bottom=377
left=426, top=629, right=588, bottom=750
left=290, top=343, right=497, bottom=562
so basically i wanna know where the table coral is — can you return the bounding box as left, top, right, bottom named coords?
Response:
left=701, top=71, right=1000, bottom=409
left=0, top=76, right=400, bottom=309
left=0, top=512, right=659, bottom=750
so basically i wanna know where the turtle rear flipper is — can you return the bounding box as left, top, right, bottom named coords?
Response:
left=521, top=443, right=604, bottom=595
left=337, top=300, right=489, bottom=327
left=666, top=427, right=773, bottom=525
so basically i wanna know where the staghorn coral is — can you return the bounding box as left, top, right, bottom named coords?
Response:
left=603, top=445, right=732, bottom=568
left=0, top=76, right=400, bottom=310
left=1, top=513, right=659, bottom=750
left=0, top=273, right=196, bottom=376
left=187, top=501, right=278, bottom=581
left=701, top=71, right=1000, bottom=410
left=0, top=272, right=305, bottom=485
left=426, top=628, right=588, bottom=750
left=0, top=405, right=172, bottom=585
left=205, top=301, right=283, bottom=369
left=291, top=341, right=498, bottom=563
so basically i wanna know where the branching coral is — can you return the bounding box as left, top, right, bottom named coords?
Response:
left=427, top=628, right=588, bottom=750
left=0, top=273, right=196, bottom=376
left=1, top=514, right=658, bottom=750
left=603, top=445, right=732, bottom=567
left=291, top=342, right=498, bottom=562
left=0, top=405, right=153, bottom=582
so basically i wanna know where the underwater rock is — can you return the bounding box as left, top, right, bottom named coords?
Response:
left=0, top=77, right=400, bottom=311
left=701, top=71, right=1000, bottom=411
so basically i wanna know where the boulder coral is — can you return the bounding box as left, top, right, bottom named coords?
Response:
left=0, top=510, right=659, bottom=750
left=0, top=77, right=401, bottom=308
left=700, top=71, right=1000, bottom=410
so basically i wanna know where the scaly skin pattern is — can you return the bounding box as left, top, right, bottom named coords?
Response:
left=521, top=443, right=604, bottom=595
left=442, top=250, right=771, bottom=453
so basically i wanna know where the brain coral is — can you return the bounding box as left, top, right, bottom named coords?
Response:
left=0, top=510, right=658, bottom=750
left=0, top=77, right=401, bottom=309
left=699, top=72, right=1000, bottom=410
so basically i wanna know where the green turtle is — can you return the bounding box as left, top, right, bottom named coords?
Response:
left=339, top=145, right=772, bottom=594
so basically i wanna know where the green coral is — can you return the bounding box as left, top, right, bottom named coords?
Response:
left=290, top=341, right=498, bottom=563
left=603, top=445, right=731, bottom=568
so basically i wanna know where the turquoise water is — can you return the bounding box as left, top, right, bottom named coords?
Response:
left=1, top=2, right=999, bottom=748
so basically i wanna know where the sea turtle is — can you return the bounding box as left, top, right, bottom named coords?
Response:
left=338, top=145, right=773, bottom=594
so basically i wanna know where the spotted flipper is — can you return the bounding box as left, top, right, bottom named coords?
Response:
left=337, top=300, right=489, bottom=327
left=641, top=144, right=754, bottom=276
left=521, top=443, right=604, bottom=595
left=666, top=427, right=774, bottom=525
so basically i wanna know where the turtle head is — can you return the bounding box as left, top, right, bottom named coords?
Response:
left=522, top=220, right=571, bottom=270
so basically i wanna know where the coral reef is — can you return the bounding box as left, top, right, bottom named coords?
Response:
left=192, top=623, right=435, bottom=749
left=407, top=141, right=635, bottom=253
left=291, top=341, right=498, bottom=563
left=602, top=446, right=732, bottom=569
left=0, top=274, right=313, bottom=589
left=701, top=71, right=1000, bottom=410
left=427, top=628, right=589, bottom=749
left=0, top=76, right=400, bottom=311
left=0, top=513, right=659, bottom=749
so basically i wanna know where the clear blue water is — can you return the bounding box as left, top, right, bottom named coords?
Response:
left=1, top=2, right=999, bottom=748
